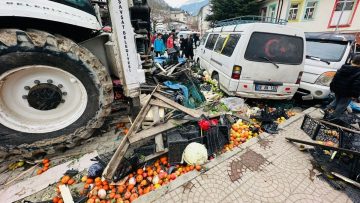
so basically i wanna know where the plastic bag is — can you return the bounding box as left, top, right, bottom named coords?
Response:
left=220, top=97, right=246, bottom=112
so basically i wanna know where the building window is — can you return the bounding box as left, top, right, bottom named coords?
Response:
left=288, top=4, right=299, bottom=20
left=329, top=0, right=358, bottom=27
left=336, top=0, right=355, bottom=11
left=304, top=1, right=317, bottom=20
left=269, top=5, right=276, bottom=19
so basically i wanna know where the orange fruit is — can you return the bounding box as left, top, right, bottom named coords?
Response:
left=42, top=166, right=49, bottom=172
left=52, top=196, right=60, bottom=203
left=67, top=178, right=75, bottom=185
left=102, top=184, right=109, bottom=190
left=94, top=177, right=102, bottom=183
left=136, top=169, right=143, bottom=175
left=102, top=180, right=109, bottom=185
left=37, top=169, right=43, bottom=175
left=129, top=193, right=138, bottom=202
left=114, top=194, right=121, bottom=199
left=189, top=165, right=194, bottom=171
left=109, top=192, right=116, bottom=199
left=136, top=175, right=143, bottom=183
left=58, top=199, right=63, bottom=203
left=124, top=191, right=131, bottom=200
left=195, top=165, right=201, bottom=171
left=42, top=158, right=50, bottom=164
left=124, top=128, right=129, bottom=135
left=61, top=175, right=71, bottom=184
left=86, top=178, right=94, bottom=184
left=117, top=185, right=126, bottom=193
left=127, top=184, right=134, bottom=191
left=84, top=183, right=90, bottom=189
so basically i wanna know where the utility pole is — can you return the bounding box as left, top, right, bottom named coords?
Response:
left=335, top=0, right=347, bottom=32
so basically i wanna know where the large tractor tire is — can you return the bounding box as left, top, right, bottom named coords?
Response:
left=0, top=29, right=113, bottom=160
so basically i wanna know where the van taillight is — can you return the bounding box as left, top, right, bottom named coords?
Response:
left=296, top=71, right=303, bottom=84
left=231, top=65, right=242, bottom=80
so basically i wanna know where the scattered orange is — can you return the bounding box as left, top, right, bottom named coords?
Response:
left=37, top=169, right=43, bottom=175
left=136, top=168, right=143, bottom=175
left=61, top=175, right=71, bottom=184
left=129, top=193, right=138, bottom=202
left=195, top=165, right=201, bottom=171
left=67, top=178, right=75, bottom=185
left=86, top=178, right=94, bottom=184
left=52, top=196, right=60, bottom=203
left=42, top=158, right=50, bottom=164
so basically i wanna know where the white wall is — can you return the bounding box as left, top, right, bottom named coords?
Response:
left=197, top=5, right=211, bottom=35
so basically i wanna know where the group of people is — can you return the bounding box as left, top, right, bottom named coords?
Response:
left=152, top=32, right=195, bottom=60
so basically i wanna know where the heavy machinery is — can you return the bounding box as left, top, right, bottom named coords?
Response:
left=0, top=0, right=151, bottom=159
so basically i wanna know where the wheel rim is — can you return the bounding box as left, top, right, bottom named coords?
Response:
left=0, top=65, right=88, bottom=133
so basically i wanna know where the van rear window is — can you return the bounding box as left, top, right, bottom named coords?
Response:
left=244, top=32, right=304, bottom=65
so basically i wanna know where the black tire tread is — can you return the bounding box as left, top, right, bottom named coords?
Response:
left=0, top=29, right=113, bottom=160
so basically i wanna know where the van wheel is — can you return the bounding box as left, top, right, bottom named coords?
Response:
left=211, top=73, right=220, bottom=90
left=0, top=29, right=113, bottom=159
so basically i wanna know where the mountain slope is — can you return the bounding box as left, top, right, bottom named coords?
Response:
left=180, top=0, right=209, bottom=15
left=148, top=0, right=171, bottom=10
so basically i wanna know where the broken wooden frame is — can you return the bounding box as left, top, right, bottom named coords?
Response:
left=103, top=85, right=204, bottom=180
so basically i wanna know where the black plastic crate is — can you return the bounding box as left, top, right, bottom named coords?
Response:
left=340, top=124, right=360, bottom=153
left=134, top=144, right=156, bottom=156
left=167, top=131, right=189, bottom=165
left=204, top=125, right=230, bottom=156
left=178, top=124, right=204, bottom=144
left=301, top=114, right=321, bottom=139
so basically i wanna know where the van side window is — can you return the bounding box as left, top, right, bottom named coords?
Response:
left=200, top=33, right=209, bottom=45
left=214, top=35, right=228, bottom=53
left=205, top=34, right=219, bottom=50
left=222, top=34, right=241, bottom=57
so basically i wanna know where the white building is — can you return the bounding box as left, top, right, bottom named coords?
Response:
left=171, top=10, right=189, bottom=23
left=261, top=0, right=360, bottom=33
left=197, top=4, right=212, bottom=35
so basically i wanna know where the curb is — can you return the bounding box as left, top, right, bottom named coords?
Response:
left=134, top=107, right=317, bottom=203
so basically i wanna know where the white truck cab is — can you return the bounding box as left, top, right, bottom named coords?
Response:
left=195, top=19, right=305, bottom=100
left=298, top=32, right=357, bottom=100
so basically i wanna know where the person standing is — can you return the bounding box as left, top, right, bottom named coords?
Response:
left=179, top=35, right=186, bottom=57
left=325, top=54, right=360, bottom=120
left=184, top=35, right=194, bottom=60
left=166, top=34, right=174, bottom=49
left=153, top=34, right=165, bottom=57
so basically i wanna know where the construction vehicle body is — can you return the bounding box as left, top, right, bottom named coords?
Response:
left=0, top=0, right=150, bottom=158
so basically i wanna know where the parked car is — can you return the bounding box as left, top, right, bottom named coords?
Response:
left=298, top=32, right=358, bottom=100
left=195, top=23, right=305, bottom=100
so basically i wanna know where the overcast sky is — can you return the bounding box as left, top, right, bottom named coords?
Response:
left=164, top=0, right=189, bottom=8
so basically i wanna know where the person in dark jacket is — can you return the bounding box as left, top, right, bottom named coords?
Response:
left=184, top=35, right=194, bottom=60
left=325, top=54, right=360, bottom=120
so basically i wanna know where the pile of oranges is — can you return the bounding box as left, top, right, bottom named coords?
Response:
left=223, top=120, right=262, bottom=152
left=52, top=157, right=201, bottom=203
left=36, top=158, right=51, bottom=175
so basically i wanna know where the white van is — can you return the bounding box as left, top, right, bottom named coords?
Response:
left=195, top=23, right=305, bottom=100
left=298, top=32, right=358, bottom=100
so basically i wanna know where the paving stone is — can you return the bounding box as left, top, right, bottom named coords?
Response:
left=151, top=111, right=360, bottom=203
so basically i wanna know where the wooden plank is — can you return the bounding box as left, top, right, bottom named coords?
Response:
left=0, top=152, right=98, bottom=203
left=103, top=85, right=159, bottom=180
left=166, top=63, right=181, bottom=76
left=331, top=172, right=360, bottom=188
left=150, top=99, right=176, bottom=110
left=155, top=134, right=165, bottom=152
left=141, top=149, right=169, bottom=164
left=152, top=106, right=160, bottom=124
left=285, top=137, right=360, bottom=156
left=129, top=119, right=190, bottom=144
left=318, top=119, right=360, bottom=134
left=153, top=92, right=202, bottom=118
left=155, top=62, right=167, bottom=73
left=59, top=185, right=74, bottom=203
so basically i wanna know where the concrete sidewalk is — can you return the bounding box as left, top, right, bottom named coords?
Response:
left=136, top=108, right=360, bottom=203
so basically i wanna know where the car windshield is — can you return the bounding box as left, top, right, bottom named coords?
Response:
left=306, top=40, right=348, bottom=62
left=50, top=0, right=95, bottom=15
left=245, top=32, right=304, bottom=65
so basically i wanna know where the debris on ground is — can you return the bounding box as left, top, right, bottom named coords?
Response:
left=0, top=61, right=304, bottom=203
